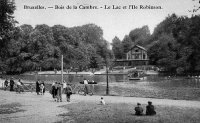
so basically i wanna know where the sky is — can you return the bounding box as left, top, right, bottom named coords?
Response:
left=14, top=0, right=198, bottom=43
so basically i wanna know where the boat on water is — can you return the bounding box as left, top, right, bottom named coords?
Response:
left=127, top=69, right=147, bottom=80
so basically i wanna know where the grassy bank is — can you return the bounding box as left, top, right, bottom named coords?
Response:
left=0, top=103, right=25, bottom=114
left=59, top=102, right=200, bottom=123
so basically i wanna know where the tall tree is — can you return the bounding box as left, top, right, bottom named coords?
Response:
left=0, top=0, right=17, bottom=72
left=112, top=36, right=123, bottom=59
left=129, top=25, right=151, bottom=46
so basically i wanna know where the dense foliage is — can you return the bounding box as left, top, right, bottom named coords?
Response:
left=112, top=13, right=200, bottom=74
left=1, top=1, right=200, bottom=74
left=2, top=24, right=113, bottom=74
left=0, top=1, right=113, bottom=74
left=148, top=14, right=200, bottom=74
left=0, top=0, right=17, bottom=73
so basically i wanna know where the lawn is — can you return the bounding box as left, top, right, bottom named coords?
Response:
left=59, top=102, right=200, bottom=123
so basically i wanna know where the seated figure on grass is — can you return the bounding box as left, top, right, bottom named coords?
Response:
left=146, top=101, right=156, bottom=115
left=100, top=97, right=105, bottom=105
left=135, top=103, right=143, bottom=115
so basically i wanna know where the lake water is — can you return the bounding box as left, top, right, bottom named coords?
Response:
left=2, top=74, right=200, bottom=101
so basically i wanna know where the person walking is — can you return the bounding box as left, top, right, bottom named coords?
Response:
left=36, top=80, right=40, bottom=95
left=10, top=77, right=15, bottom=91
left=65, top=83, right=72, bottom=102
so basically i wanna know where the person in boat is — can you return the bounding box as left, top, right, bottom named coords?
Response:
left=135, top=103, right=143, bottom=116
left=146, top=101, right=156, bottom=115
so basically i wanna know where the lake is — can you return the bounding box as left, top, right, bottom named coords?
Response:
left=1, top=74, right=200, bottom=101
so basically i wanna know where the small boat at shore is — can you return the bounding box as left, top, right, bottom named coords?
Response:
left=127, top=69, right=147, bottom=81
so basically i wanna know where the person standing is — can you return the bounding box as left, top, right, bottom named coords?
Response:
left=16, top=79, right=22, bottom=93
left=51, top=82, right=57, bottom=101
left=36, top=80, right=40, bottom=95
left=83, top=78, right=88, bottom=96
left=62, top=80, right=67, bottom=94
left=56, top=83, right=62, bottom=102
left=4, top=79, right=8, bottom=91
left=65, top=83, right=72, bottom=102
left=10, top=77, right=15, bottom=91
left=40, top=83, right=44, bottom=95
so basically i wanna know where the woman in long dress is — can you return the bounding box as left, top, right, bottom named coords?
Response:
left=36, top=80, right=40, bottom=95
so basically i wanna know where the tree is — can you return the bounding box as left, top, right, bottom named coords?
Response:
left=148, top=14, right=200, bottom=73
left=188, top=0, right=200, bottom=15
left=121, top=35, right=133, bottom=56
left=0, top=0, right=17, bottom=72
left=111, top=36, right=123, bottom=59
left=129, top=25, right=151, bottom=46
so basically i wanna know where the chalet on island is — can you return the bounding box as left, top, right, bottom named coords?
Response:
left=114, top=45, right=149, bottom=67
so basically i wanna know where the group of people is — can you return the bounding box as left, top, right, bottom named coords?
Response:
left=36, top=80, right=45, bottom=95
left=50, top=81, right=72, bottom=102
left=135, top=101, right=156, bottom=116
left=4, top=77, right=24, bottom=93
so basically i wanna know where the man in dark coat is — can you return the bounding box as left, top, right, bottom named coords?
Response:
left=51, top=82, right=57, bottom=101
left=4, top=79, right=8, bottom=91
left=10, top=77, right=15, bottom=91
left=36, top=80, right=40, bottom=95
left=56, top=82, right=62, bottom=102
left=65, top=83, right=72, bottom=102
left=146, top=101, right=156, bottom=115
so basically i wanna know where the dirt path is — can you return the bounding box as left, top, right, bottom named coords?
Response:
left=0, top=91, right=71, bottom=123
left=1, top=90, right=200, bottom=123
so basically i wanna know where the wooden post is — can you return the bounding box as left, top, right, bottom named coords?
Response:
left=61, top=55, right=63, bottom=84
left=106, top=66, right=109, bottom=95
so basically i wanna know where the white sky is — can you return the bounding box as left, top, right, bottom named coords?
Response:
left=14, top=0, right=198, bottom=42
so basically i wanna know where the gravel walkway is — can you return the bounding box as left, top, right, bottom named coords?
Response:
left=1, top=90, right=200, bottom=123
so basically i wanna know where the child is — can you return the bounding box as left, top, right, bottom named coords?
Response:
left=100, top=97, right=105, bottom=105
